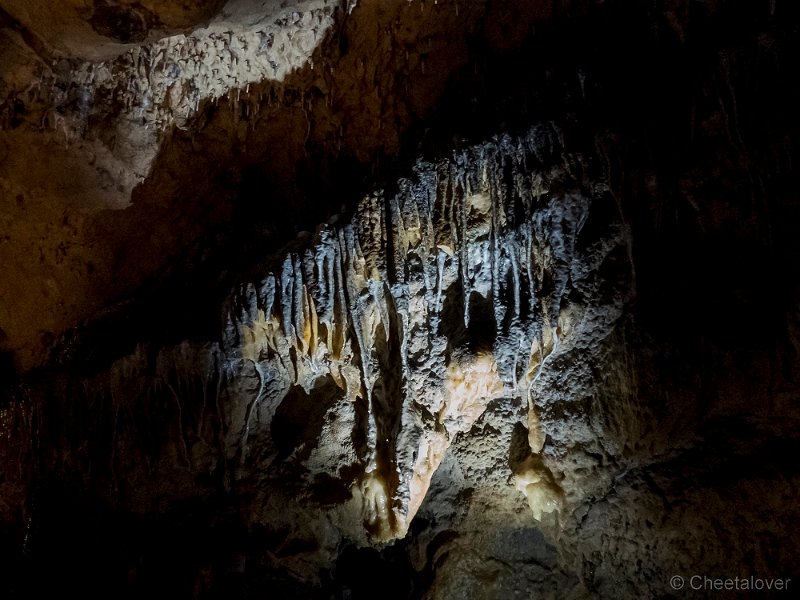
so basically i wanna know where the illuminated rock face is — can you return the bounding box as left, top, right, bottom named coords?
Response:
left=0, top=125, right=638, bottom=593
left=221, top=126, right=631, bottom=542
left=0, top=0, right=329, bottom=60
left=0, top=0, right=337, bottom=370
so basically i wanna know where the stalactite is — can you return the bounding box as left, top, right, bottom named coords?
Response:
left=212, top=125, right=630, bottom=540
left=0, top=119, right=629, bottom=565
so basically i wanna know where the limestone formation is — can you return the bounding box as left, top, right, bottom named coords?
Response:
left=1, top=1, right=798, bottom=598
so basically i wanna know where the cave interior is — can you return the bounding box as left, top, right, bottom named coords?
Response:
left=1, top=0, right=799, bottom=598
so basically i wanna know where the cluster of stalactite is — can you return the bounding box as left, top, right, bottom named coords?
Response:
left=0, top=126, right=635, bottom=573
left=221, top=123, right=633, bottom=540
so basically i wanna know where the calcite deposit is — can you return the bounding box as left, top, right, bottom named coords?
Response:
left=1, top=0, right=799, bottom=598
left=220, top=125, right=631, bottom=544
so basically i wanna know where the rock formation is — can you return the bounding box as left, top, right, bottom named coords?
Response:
left=1, top=0, right=798, bottom=598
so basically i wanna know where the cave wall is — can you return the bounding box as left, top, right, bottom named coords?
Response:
left=1, top=0, right=800, bottom=598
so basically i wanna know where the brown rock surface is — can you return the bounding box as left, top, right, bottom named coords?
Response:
left=0, top=1, right=799, bottom=598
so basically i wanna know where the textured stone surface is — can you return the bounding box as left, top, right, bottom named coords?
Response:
left=1, top=1, right=800, bottom=598
left=0, top=0, right=337, bottom=370
left=218, top=125, right=631, bottom=545
left=1, top=124, right=630, bottom=592
left=0, top=0, right=524, bottom=371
